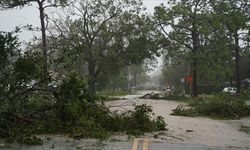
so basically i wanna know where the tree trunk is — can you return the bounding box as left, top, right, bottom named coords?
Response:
left=88, top=62, right=96, bottom=97
left=38, top=1, right=48, bottom=82
left=133, top=72, right=137, bottom=87
left=88, top=75, right=96, bottom=97
left=192, top=60, right=198, bottom=97
left=127, top=64, right=131, bottom=90
left=191, top=29, right=199, bottom=97
left=234, top=30, right=241, bottom=93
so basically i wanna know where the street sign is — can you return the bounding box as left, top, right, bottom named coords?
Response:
left=185, top=76, right=193, bottom=82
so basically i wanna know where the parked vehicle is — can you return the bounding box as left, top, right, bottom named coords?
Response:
left=222, top=87, right=237, bottom=94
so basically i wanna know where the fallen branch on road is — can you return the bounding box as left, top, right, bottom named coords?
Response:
left=108, top=104, right=134, bottom=110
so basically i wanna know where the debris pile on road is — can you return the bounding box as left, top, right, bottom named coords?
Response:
left=140, top=92, right=164, bottom=99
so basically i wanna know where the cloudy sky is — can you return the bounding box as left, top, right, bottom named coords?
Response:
left=0, top=0, right=167, bottom=42
left=0, top=0, right=167, bottom=74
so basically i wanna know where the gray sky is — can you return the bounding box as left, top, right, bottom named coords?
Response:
left=0, top=6, right=38, bottom=42
left=0, top=0, right=167, bottom=74
left=0, top=0, right=167, bottom=42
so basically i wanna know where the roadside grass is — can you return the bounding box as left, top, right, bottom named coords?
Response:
left=240, top=125, right=250, bottom=134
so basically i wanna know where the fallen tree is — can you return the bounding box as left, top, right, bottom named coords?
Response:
left=0, top=74, right=167, bottom=145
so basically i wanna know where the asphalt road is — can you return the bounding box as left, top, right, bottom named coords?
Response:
left=1, top=92, right=250, bottom=150
left=1, top=136, right=249, bottom=150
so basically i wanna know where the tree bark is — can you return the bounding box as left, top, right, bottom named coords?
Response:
left=192, top=59, right=198, bottom=97
left=133, top=72, right=137, bottom=87
left=127, top=63, right=131, bottom=90
left=88, top=76, right=96, bottom=97
left=234, top=30, right=241, bottom=93
left=38, top=0, right=48, bottom=82
left=88, top=61, right=97, bottom=97
left=191, top=29, right=199, bottom=97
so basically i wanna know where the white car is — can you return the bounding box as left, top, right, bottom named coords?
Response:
left=222, top=87, right=237, bottom=94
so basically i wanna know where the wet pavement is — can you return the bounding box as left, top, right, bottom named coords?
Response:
left=1, top=136, right=249, bottom=150
left=1, top=92, right=250, bottom=150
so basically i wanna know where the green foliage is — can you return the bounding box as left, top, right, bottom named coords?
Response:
left=126, top=105, right=158, bottom=134
left=0, top=31, right=20, bottom=100
left=111, top=104, right=166, bottom=135
left=55, top=0, right=160, bottom=95
left=154, top=0, right=250, bottom=95
left=171, top=104, right=198, bottom=117
left=55, top=73, right=89, bottom=124
left=14, top=50, right=43, bottom=82
left=0, top=1, right=167, bottom=145
left=57, top=73, right=88, bottom=101
left=3, top=123, right=43, bottom=145
left=240, top=125, right=250, bottom=134
left=154, top=116, right=166, bottom=131
left=0, top=74, right=167, bottom=144
left=172, top=94, right=250, bottom=119
left=0, top=31, right=20, bottom=68
left=69, top=117, right=109, bottom=139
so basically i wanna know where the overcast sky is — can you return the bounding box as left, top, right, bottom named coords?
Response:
left=0, top=0, right=167, bottom=42
left=0, top=0, right=167, bottom=74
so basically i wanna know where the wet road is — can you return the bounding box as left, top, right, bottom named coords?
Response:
left=130, top=138, right=249, bottom=150
left=1, top=92, right=250, bottom=150
left=1, top=136, right=249, bottom=150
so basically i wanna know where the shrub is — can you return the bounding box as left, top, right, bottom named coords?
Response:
left=4, top=124, right=43, bottom=145
left=1, top=74, right=167, bottom=144
left=55, top=73, right=89, bottom=124
left=154, top=116, right=166, bottom=131
left=117, top=105, right=166, bottom=135
left=55, top=75, right=167, bottom=136
left=69, top=117, right=109, bottom=139
left=171, top=104, right=198, bottom=117
left=172, top=94, right=250, bottom=119
left=240, top=125, right=250, bottom=134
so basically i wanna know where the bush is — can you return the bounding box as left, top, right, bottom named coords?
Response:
left=111, top=104, right=166, bottom=135
left=54, top=74, right=167, bottom=136
left=172, top=94, right=250, bottom=119
left=4, top=124, right=43, bottom=145
left=69, top=117, right=109, bottom=139
left=154, top=116, right=166, bottom=131
left=55, top=73, right=89, bottom=125
left=171, top=104, right=198, bottom=117
left=0, top=74, right=167, bottom=144
left=240, top=125, right=250, bottom=134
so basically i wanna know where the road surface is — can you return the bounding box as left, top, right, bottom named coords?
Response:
left=1, top=92, right=250, bottom=150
